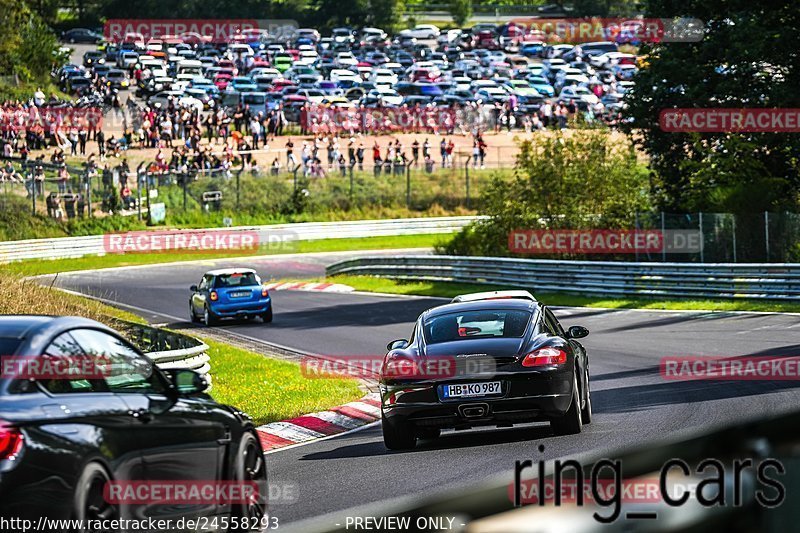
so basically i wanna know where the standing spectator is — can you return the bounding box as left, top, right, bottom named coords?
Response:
left=78, top=128, right=87, bottom=155
left=58, top=164, right=69, bottom=193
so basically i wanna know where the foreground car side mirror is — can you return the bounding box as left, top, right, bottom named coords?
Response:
left=190, top=284, right=198, bottom=292
left=387, top=339, right=409, bottom=351
left=171, top=369, right=209, bottom=394
left=566, top=325, right=589, bottom=339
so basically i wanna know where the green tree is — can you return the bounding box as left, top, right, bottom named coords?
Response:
left=441, top=130, right=651, bottom=257
left=449, top=0, right=472, bottom=27
left=623, top=0, right=800, bottom=213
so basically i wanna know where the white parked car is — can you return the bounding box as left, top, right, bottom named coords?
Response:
left=559, top=85, right=600, bottom=105
left=335, top=52, right=358, bottom=68
left=330, top=69, right=361, bottom=85
left=371, top=68, right=399, bottom=87
left=400, top=24, right=441, bottom=40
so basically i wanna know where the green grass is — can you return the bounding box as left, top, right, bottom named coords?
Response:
left=202, top=337, right=362, bottom=426
left=2, top=233, right=444, bottom=276
left=327, top=275, right=800, bottom=313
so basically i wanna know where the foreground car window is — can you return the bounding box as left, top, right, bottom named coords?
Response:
left=69, top=329, right=165, bottom=394
left=424, top=310, right=530, bottom=343
left=214, top=272, right=259, bottom=287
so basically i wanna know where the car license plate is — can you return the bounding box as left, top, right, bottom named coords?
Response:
left=441, top=381, right=502, bottom=399
left=230, top=291, right=250, bottom=298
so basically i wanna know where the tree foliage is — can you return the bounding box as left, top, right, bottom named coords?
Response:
left=449, top=0, right=472, bottom=27
left=623, top=0, right=800, bottom=213
left=441, top=130, right=651, bottom=257
left=0, top=0, right=59, bottom=86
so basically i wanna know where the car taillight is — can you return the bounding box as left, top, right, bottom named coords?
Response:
left=522, top=347, right=567, bottom=367
left=210, top=291, right=218, bottom=301
left=0, top=422, right=24, bottom=460
left=261, top=287, right=269, bottom=297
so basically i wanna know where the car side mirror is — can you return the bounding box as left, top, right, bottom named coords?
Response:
left=171, top=369, right=209, bottom=394
left=190, top=285, right=198, bottom=292
left=566, top=325, right=589, bottom=339
left=387, top=339, right=409, bottom=351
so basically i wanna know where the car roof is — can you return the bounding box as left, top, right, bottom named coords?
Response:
left=425, top=298, right=539, bottom=319
left=0, top=315, right=110, bottom=340
left=204, top=267, right=257, bottom=276
left=451, top=290, right=538, bottom=303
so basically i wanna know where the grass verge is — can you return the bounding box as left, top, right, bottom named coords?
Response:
left=0, top=270, right=362, bottom=425
left=327, top=275, right=800, bottom=313
left=200, top=337, right=361, bottom=426
left=1, top=233, right=444, bottom=277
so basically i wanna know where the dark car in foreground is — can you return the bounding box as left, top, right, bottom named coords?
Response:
left=0, top=316, right=267, bottom=526
left=190, top=268, right=273, bottom=325
left=379, top=296, right=591, bottom=449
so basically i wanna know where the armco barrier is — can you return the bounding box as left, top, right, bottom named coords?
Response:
left=0, top=217, right=477, bottom=263
left=124, top=321, right=211, bottom=377
left=325, top=255, right=800, bottom=300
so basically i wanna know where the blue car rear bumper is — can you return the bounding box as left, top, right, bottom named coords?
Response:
left=209, top=297, right=271, bottom=317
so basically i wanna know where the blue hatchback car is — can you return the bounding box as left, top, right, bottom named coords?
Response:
left=190, top=268, right=272, bottom=325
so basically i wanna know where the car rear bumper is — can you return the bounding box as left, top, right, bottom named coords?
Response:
left=209, top=298, right=271, bottom=317
left=381, top=370, right=574, bottom=428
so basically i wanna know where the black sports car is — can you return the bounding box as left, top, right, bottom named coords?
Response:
left=0, top=316, right=267, bottom=527
left=379, top=296, right=591, bottom=449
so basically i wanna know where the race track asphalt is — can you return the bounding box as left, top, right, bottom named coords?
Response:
left=45, top=250, right=800, bottom=531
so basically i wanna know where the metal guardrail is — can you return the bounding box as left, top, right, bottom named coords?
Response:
left=0, top=217, right=477, bottom=263
left=124, top=321, right=211, bottom=378
left=326, top=255, right=800, bottom=300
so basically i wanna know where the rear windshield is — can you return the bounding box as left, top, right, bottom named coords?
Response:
left=423, top=310, right=530, bottom=344
left=214, top=272, right=259, bottom=288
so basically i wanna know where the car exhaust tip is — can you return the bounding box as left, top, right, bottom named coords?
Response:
left=458, top=403, right=490, bottom=418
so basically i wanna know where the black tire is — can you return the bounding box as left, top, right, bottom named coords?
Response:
left=72, top=462, right=117, bottom=527
left=417, top=428, right=441, bottom=440
left=262, top=308, right=273, bottom=323
left=581, top=371, right=592, bottom=424
left=551, top=376, right=583, bottom=436
left=204, top=305, right=218, bottom=326
left=382, top=413, right=416, bottom=450
left=230, top=432, right=268, bottom=531
left=190, top=302, right=200, bottom=323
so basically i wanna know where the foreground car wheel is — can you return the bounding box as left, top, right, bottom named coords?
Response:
left=551, top=376, right=583, bottom=436
left=262, top=308, right=273, bottom=323
left=231, top=432, right=268, bottom=530
left=73, top=462, right=117, bottom=526
left=382, top=413, right=416, bottom=450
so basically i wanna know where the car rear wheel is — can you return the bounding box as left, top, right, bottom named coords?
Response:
left=382, top=413, right=416, bottom=450
left=204, top=305, right=218, bottom=326
left=551, top=376, right=583, bottom=436
left=262, top=308, right=273, bottom=323
left=72, top=462, right=117, bottom=527
left=230, top=431, right=268, bottom=530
